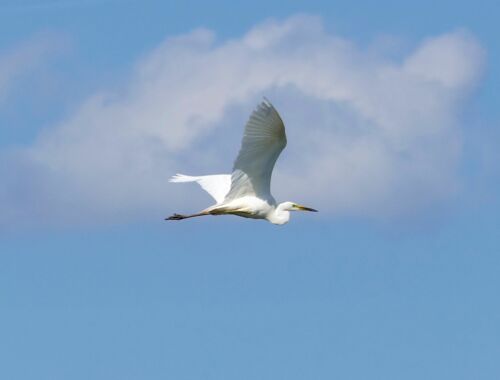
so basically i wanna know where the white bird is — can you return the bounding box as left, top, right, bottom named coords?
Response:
left=166, top=99, right=317, bottom=225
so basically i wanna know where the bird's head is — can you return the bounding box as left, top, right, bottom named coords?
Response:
left=280, top=201, right=318, bottom=213
left=268, top=201, right=318, bottom=225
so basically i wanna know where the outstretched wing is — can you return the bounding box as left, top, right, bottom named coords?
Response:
left=169, top=174, right=231, bottom=204
left=224, top=99, right=287, bottom=201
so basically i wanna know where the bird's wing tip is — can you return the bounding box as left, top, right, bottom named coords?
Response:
left=169, top=173, right=187, bottom=182
left=262, top=96, right=272, bottom=107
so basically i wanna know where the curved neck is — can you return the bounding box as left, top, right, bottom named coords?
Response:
left=268, top=203, right=290, bottom=225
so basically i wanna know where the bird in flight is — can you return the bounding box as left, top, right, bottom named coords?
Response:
left=166, top=98, right=317, bottom=225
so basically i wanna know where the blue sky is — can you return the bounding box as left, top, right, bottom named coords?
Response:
left=1, top=1, right=500, bottom=379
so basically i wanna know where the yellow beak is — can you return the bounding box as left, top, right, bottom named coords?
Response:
left=295, top=205, right=318, bottom=212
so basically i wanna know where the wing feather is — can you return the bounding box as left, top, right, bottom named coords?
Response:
left=170, top=174, right=231, bottom=204
left=224, top=99, right=287, bottom=201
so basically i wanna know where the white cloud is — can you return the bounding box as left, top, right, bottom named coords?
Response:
left=0, top=15, right=485, bottom=226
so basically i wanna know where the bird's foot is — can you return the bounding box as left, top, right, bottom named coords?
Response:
left=165, top=213, right=186, bottom=221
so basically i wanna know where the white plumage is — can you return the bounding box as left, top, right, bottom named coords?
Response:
left=169, top=174, right=231, bottom=204
left=167, top=99, right=317, bottom=225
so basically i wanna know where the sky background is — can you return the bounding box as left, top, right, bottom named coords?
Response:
left=1, top=1, right=500, bottom=379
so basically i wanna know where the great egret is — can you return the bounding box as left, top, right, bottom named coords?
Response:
left=166, top=99, right=317, bottom=225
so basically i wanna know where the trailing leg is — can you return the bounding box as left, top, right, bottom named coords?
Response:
left=165, top=211, right=209, bottom=221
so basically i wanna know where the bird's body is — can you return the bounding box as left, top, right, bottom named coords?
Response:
left=167, top=99, right=316, bottom=225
